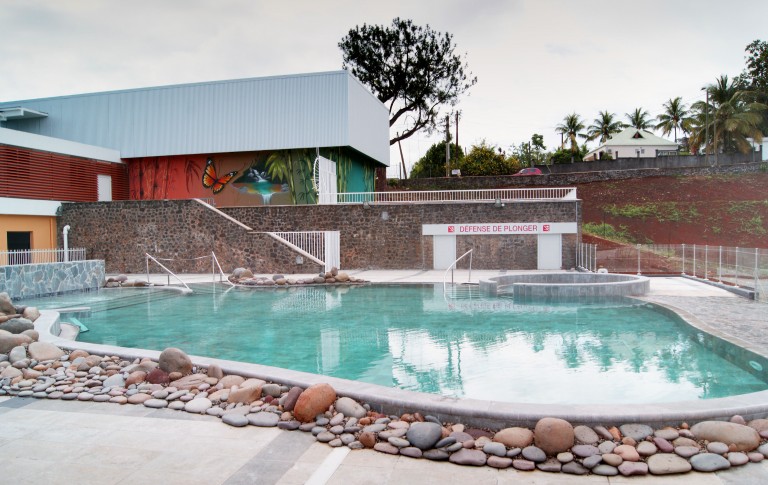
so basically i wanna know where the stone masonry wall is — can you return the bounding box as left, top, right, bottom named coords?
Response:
left=0, top=260, right=105, bottom=300
left=396, top=162, right=767, bottom=190
left=59, top=199, right=581, bottom=274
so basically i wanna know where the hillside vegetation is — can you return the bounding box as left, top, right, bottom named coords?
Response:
left=577, top=173, right=768, bottom=248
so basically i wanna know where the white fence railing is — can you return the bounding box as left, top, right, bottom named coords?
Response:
left=267, top=231, right=340, bottom=273
left=330, top=187, right=577, bottom=204
left=594, top=244, right=767, bottom=302
left=0, top=248, right=87, bottom=266
left=577, top=243, right=598, bottom=272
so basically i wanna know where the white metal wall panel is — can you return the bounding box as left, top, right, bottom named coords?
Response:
left=347, top=75, right=390, bottom=166
left=0, top=71, right=388, bottom=164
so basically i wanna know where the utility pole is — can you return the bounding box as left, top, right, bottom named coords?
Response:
left=445, top=114, right=450, bottom=177
left=397, top=132, right=407, bottom=179
left=455, top=111, right=460, bottom=155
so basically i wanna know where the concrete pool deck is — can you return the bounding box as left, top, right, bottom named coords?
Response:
left=5, top=271, right=768, bottom=484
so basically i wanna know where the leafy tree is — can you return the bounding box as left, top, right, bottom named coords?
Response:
left=549, top=145, right=588, bottom=164
left=689, top=75, right=766, bottom=154
left=459, top=141, right=518, bottom=176
left=655, top=97, right=692, bottom=142
left=555, top=113, right=587, bottom=153
left=513, top=133, right=547, bottom=167
left=587, top=111, right=624, bottom=143
left=409, top=141, right=464, bottom=178
left=739, top=40, right=768, bottom=133
left=625, top=108, right=653, bottom=130
left=339, top=18, right=477, bottom=145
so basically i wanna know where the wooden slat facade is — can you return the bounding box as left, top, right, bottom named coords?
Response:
left=0, top=144, right=129, bottom=202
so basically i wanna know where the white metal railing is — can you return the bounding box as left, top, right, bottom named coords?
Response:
left=443, top=249, right=474, bottom=297
left=0, top=248, right=86, bottom=266
left=577, top=243, right=598, bottom=272
left=267, top=231, right=340, bottom=273
left=330, top=187, right=577, bottom=205
left=145, top=253, right=192, bottom=292
left=593, top=244, right=767, bottom=302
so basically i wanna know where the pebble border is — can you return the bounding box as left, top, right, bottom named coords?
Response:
left=2, top=342, right=768, bottom=478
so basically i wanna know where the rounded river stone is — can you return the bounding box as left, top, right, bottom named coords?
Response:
left=690, top=453, right=731, bottom=472
left=406, top=422, right=443, bottom=450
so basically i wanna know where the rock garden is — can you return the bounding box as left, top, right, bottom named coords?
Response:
left=3, top=290, right=768, bottom=477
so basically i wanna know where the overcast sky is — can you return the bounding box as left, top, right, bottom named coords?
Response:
left=2, top=0, right=766, bottom=176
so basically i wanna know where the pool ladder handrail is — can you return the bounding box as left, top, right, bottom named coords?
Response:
left=211, top=251, right=235, bottom=286
left=443, top=249, right=474, bottom=296
left=145, top=253, right=193, bottom=293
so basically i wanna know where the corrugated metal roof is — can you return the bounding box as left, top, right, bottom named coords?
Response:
left=603, top=128, right=678, bottom=147
left=0, top=71, right=389, bottom=165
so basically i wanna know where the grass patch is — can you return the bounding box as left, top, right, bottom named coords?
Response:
left=603, top=202, right=700, bottom=223
left=583, top=222, right=635, bottom=243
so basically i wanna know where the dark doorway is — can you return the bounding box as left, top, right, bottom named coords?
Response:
left=7, top=231, right=31, bottom=264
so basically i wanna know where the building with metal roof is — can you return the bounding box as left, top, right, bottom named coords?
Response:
left=0, top=71, right=389, bottom=254
left=584, top=128, right=679, bottom=161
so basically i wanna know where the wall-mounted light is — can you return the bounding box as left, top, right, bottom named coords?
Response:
left=381, top=211, right=389, bottom=221
left=295, top=255, right=304, bottom=264
left=494, top=199, right=504, bottom=208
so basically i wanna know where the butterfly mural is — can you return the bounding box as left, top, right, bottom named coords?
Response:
left=202, top=158, right=238, bottom=194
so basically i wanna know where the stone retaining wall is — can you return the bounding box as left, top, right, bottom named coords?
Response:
left=395, top=162, right=766, bottom=190
left=58, top=199, right=580, bottom=273
left=0, top=260, right=105, bottom=300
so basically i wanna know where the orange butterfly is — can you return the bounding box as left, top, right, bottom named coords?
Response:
left=202, top=158, right=238, bottom=194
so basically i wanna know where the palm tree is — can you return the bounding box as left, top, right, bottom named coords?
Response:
left=625, top=108, right=652, bottom=130
left=587, top=110, right=625, bottom=144
left=689, top=75, right=766, bottom=155
left=555, top=113, right=587, bottom=153
left=655, top=97, right=691, bottom=142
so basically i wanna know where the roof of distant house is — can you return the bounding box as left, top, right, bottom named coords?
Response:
left=602, top=128, right=678, bottom=147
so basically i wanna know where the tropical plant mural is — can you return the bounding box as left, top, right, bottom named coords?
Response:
left=126, top=147, right=378, bottom=206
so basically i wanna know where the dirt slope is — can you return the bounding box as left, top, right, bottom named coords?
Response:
left=576, top=173, right=768, bottom=248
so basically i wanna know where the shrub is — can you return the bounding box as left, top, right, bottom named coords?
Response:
left=410, top=142, right=464, bottom=178
left=460, top=141, right=517, bottom=176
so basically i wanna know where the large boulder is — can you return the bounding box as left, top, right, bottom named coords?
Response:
left=334, top=397, right=367, bottom=418
left=22, top=307, right=40, bottom=322
left=534, top=417, right=574, bottom=455
left=27, top=342, right=65, bottom=361
left=0, top=331, right=33, bottom=354
left=228, top=383, right=263, bottom=404
left=158, top=347, right=193, bottom=375
left=0, top=318, right=34, bottom=334
left=293, top=383, right=337, bottom=422
left=0, top=292, right=16, bottom=315
left=406, top=422, right=444, bottom=450
left=690, top=421, right=761, bottom=452
left=494, top=427, right=534, bottom=448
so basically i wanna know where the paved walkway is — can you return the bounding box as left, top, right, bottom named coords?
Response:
left=3, top=395, right=768, bottom=485
left=3, top=273, right=768, bottom=484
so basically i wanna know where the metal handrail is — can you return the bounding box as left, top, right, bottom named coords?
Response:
left=211, top=251, right=233, bottom=285
left=145, top=253, right=192, bottom=293
left=443, top=249, right=474, bottom=294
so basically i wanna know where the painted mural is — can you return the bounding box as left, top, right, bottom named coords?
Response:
left=126, top=148, right=375, bottom=206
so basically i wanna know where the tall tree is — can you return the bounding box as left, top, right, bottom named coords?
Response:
left=587, top=110, right=624, bottom=143
left=625, top=108, right=653, bottom=130
left=689, top=75, right=766, bottom=154
left=555, top=113, right=587, bottom=153
left=339, top=18, right=477, bottom=145
left=655, top=97, right=691, bottom=142
left=739, top=40, right=768, bottom=133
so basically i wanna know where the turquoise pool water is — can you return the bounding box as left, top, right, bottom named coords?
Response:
left=20, top=284, right=768, bottom=404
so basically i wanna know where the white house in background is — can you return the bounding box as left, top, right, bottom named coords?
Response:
left=584, top=128, right=679, bottom=161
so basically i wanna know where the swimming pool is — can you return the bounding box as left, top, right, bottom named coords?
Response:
left=20, top=283, right=768, bottom=405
